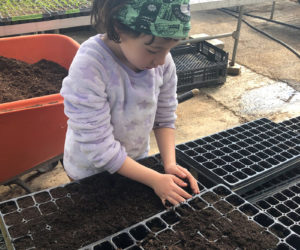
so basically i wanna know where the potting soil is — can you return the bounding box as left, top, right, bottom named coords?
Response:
left=0, top=162, right=169, bottom=249
left=1, top=156, right=279, bottom=250
left=84, top=185, right=279, bottom=250
left=0, top=56, right=68, bottom=104
left=141, top=206, right=278, bottom=249
left=142, top=208, right=278, bottom=249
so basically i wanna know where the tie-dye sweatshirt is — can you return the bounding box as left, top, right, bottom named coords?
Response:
left=60, top=34, right=178, bottom=180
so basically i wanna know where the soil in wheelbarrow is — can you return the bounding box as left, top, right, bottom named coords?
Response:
left=0, top=56, right=68, bottom=104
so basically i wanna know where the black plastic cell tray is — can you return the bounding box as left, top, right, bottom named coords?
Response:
left=80, top=184, right=285, bottom=250
left=0, top=231, right=5, bottom=250
left=277, top=116, right=300, bottom=134
left=249, top=179, right=300, bottom=250
left=0, top=0, right=91, bottom=26
left=170, top=41, right=228, bottom=92
left=0, top=154, right=207, bottom=250
left=241, top=167, right=300, bottom=200
left=175, top=118, right=300, bottom=194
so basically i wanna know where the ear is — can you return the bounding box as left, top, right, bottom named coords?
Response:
left=113, top=22, right=123, bottom=42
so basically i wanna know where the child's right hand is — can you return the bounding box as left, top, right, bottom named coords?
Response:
left=117, top=157, right=192, bottom=206
left=152, top=173, right=192, bottom=206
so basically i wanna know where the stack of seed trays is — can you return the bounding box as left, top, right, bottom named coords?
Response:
left=277, top=116, right=300, bottom=134
left=175, top=118, right=300, bottom=194
left=241, top=167, right=300, bottom=200
left=170, top=41, right=228, bottom=92
left=248, top=179, right=300, bottom=250
left=0, top=155, right=205, bottom=250
left=80, top=184, right=283, bottom=250
left=0, top=0, right=91, bottom=26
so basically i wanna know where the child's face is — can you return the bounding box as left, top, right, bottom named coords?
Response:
left=119, top=33, right=179, bottom=71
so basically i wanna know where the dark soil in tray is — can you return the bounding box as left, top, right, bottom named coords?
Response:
left=142, top=206, right=278, bottom=250
left=1, top=157, right=279, bottom=250
left=4, top=162, right=196, bottom=249
left=0, top=56, right=68, bottom=104
left=13, top=174, right=164, bottom=249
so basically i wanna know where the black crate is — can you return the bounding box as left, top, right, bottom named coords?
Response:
left=175, top=118, right=300, bottom=194
left=278, top=116, right=300, bottom=134
left=0, top=0, right=91, bottom=26
left=0, top=155, right=206, bottom=250
left=81, top=185, right=283, bottom=250
left=249, top=179, right=300, bottom=250
left=170, top=41, right=228, bottom=92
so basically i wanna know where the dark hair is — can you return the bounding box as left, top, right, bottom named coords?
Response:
left=91, top=0, right=141, bottom=43
left=91, top=0, right=180, bottom=44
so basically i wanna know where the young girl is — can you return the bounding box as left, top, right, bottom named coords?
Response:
left=60, top=0, right=200, bottom=206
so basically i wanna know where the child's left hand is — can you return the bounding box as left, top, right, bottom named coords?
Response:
left=164, top=164, right=200, bottom=195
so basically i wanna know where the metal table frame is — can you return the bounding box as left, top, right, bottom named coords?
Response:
left=0, top=0, right=275, bottom=66
left=183, top=0, right=275, bottom=66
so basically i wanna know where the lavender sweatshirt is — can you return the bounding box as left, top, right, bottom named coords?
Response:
left=60, top=34, right=178, bottom=180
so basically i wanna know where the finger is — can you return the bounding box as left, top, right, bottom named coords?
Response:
left=185, top=174, right=200, bottom=194
left=166, top=166, right=186, bottom=179
left=166, top=196, right=181, bottom=206
left=174, top=166, right=187, bottom=178
left=190, top=178, right=200, bottom=194
left=170, top=192, right=187, bottom=204
left=172, top=175, right=187, bottom=187
left=176, top=165, right=189, bottom=176
left=177, top=167, right=200, bottom=194
left=173, top=184, right=192, bottom=199
left=175, top=170, right=186, bottom=179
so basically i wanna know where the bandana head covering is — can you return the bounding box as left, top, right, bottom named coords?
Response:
left=116, top=0, right=191, bottom=39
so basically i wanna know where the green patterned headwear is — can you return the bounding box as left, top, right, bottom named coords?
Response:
left=116, top=0, right=191, bottom=39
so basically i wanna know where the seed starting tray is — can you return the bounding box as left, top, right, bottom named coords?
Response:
left=80, top=185, right=285, bottom=250
left=278, top=116, right=300, bottom=134
left=0, top=232, right=5, bottom=250
left=176, top=118, right=300, bottom=194
left=241, top=167, right=300, bottom=200
left=0, top=155, right=206, bottom=250
left=170, top=41, right=228, bottom=92
left=0, top=0, right=91, bottom=26
left=250, top=180, right=300, bottom=250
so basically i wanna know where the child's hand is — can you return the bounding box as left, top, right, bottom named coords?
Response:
left=164, top=164, right=200, bottom=195
left=152, top=173, right=192, bottom=206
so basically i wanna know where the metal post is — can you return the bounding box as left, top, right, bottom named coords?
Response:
left=230, top=5, right=244, bottom=66
left=270, top=1, right=276, bottom=20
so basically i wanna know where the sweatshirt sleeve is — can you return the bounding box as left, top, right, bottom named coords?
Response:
left=60, top=50, right=127, bottom=174
left=153, top=53, right=178, bottom=129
